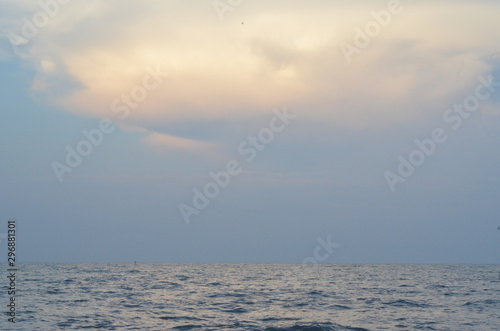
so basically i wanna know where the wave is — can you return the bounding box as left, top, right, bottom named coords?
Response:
left=264, top=323, right=370, bottom=331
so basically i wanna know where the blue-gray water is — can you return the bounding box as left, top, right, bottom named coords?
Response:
left=1, top=264, right=500, bottom=330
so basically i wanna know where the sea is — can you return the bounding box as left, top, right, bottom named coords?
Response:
left=1, top=263, right=499, bottom=330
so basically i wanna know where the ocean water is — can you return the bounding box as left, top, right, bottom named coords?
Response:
left=1, top=263, right=499, bottom=330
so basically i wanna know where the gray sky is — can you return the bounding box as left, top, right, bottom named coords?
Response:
left=1, top=0, right=499, bottom=263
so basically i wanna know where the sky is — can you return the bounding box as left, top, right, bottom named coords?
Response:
left=0, top=0, right=499, bottom=263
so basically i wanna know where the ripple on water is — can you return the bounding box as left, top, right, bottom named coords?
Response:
left=14, top=263, right=500, bottom=330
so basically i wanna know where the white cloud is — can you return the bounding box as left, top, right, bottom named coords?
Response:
left=2, top=0, right=500, bottom=148
left=142, top=131, right=221, bottom=159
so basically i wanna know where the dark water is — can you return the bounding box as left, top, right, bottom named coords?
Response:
left=1, top=264, right=500, bottom=330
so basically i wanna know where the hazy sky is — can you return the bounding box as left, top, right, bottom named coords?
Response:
left=1, top=0, right=499, bottom=263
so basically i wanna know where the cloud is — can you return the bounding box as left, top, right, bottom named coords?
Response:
left=142, top=131, right=221, bottom=158
left=2, top=0, right=500, bottom=149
